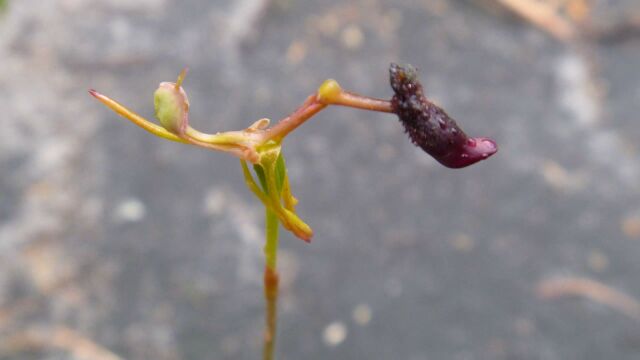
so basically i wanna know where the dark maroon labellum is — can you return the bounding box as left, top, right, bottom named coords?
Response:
left=389, top=63, right=497, bottom=168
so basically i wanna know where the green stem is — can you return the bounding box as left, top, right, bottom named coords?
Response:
left=264, top=208, right=279, bottom=270
left=263, top=208, right=280, bottom=360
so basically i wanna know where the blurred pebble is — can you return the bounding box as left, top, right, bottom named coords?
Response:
left=341, top=24, right=364, bottom=50
left=587, top=249, right=609, bottom=273
left=450, top=233, right=475, bottom=252
left=352, top=303, right=372, bottom=326
left=540, top=160, right=585, bottom=193
left=113, top=198, right=146, bottom=223
left=622, top=214, right=640, bottom=239
left=323, top=321, right=347, bottom=347
left=310, top=13, right=340, bottom=37
left=285, top=40, right=307, bottom=65
left=203, top=188, right=227, bottom=216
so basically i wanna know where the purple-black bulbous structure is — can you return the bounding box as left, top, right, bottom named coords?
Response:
left=389, top=63, right=497, bottom=168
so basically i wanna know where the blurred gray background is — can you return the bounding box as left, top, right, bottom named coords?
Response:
left=1, top=0, right=640, bottom=359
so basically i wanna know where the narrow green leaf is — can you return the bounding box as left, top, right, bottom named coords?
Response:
left=253, top=164, right=268, bottom=194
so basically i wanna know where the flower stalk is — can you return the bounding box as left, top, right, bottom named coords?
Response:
left=262, top=208, right=279, bottom=360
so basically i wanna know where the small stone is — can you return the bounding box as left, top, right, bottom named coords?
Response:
left=204, top=188, right=226, bottom=216
left=323, top=321, right=347, bottom=347
left=313, top=14, right=340, bottom=37
left=540, top=160, right=584, bottom=192
left=587, top=249, right=609, bottom=273
left=113, top=198, right=146, bottom=223
left=341, top=25, right=364, bottom=50
left=450, top=233, right=475, bottom=252
left=285, top=40, right=307, bottom=65
left=622, top=214, right=640, bottom=239
left=352, top=304, right=372, bottom=326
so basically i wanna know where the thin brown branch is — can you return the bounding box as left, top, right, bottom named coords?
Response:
left=586, top=14, right=640, bottom=42
left=495, top=0, right=640, bottom=43
left=1, top=326, right=123, bottom=360
left=263, top=84, right=393, bottom=144
left=537, top=276, right=640, bottom=320
left=495, top=0, right=577, bottom=41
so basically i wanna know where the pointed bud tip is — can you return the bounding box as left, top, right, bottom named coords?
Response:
left=291, top=223, right=313, bottom=243
left=293, top=227, right=313, bottom=243
left=175, top=67, right=189, bottom=89
left=317, top=79, right=342, bottom=104
left=88, top=89, right=110, bottom=104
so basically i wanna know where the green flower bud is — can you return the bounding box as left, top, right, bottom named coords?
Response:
left=154, top=69, right=190, bottom=135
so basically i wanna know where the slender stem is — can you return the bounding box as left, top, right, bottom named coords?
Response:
left=264, top=208, right=279, bottom=270
left=261, top=89, right=393, bottom=144
left=329, top=91, right=394, bottom=113
left=263, top=209, right=280, bottom=360
left=262, top=95, right=327, bottom=143
left=88, top=89, right=187, bottom=143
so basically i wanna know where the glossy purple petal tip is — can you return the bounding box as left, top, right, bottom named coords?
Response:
left=437, top=137, right=498, bottom=169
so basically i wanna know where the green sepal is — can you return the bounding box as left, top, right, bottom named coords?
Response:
left=275, top=153, right=286, bottom=194
left=253, top=153, right=286, bottom=195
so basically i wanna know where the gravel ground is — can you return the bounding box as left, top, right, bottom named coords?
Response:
left=1, top=0, right=639, bottom=359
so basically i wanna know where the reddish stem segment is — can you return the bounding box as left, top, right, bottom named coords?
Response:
left=263, top=95, right=327, bottom=142
left=263, top=267, right=279, bottom=360
left=263, top=91, right=392, bottom=144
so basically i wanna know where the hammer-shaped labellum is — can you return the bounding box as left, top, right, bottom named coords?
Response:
left=389, top=63, right=497, bottom=168
left=154, top=68, right=190, bottom=135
